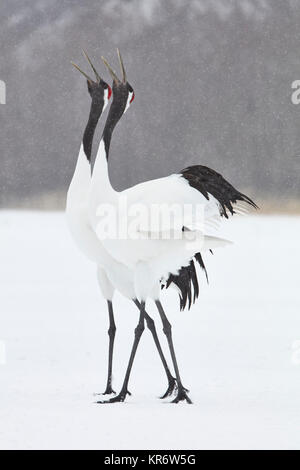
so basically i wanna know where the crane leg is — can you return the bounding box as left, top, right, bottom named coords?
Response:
left=133, top=299, right=177, bottom=398
left=155, top=301, right=192, bottom=404
left=97, top=302, right=146, bottom=403
left=102, top=300, right=116, bottom=395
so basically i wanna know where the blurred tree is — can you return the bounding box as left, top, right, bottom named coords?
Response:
left=0, top=0, right=299, bottom=208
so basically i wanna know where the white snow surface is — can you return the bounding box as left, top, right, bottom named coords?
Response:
left=0, top=211, right=299, bottom=450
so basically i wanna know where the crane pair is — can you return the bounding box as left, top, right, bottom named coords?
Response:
left=67, top=50, right=257, bottom=404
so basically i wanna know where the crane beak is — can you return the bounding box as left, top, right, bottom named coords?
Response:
left=101, top=49, right=127, bottom=84
left=71, top=61, right=93, bottom=84
left=71, top=50, right=102, bottom=84
left=82, top=50, right=102, bottom=83
left=101, top=56, right=120, bottom=84
left=117, top=48, right=127, bottom=83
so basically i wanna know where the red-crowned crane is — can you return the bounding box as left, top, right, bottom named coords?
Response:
left=86, top=53, right=258, bottom=404
left=66, top=52, right=177, bottom=399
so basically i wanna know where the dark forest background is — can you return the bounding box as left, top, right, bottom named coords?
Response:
left=0, top=0, right=300, bottom=210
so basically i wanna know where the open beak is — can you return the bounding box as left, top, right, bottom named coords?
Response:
left=117, top=48, right=127, bottom=82
left=101, top=48, right=127, bottom=84
left=71, top=50, right=102, bottom=84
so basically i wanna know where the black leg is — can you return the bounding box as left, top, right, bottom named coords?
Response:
left=97, top=302, right=146, bottom=403
left=155, top=301, right=192, bottom=404
left=102, top=300, right=116, bottom=395
left=134, top=299, right=177, bottom=398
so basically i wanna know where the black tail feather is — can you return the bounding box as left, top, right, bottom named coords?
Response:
left=163, top=251, right=209, bottom=311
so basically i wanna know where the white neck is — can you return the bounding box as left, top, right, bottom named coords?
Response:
left=67, top=143, right=90, bottom=206
left=95, top=139, right=115, bottom=195
left=88, top=139, right=116, bottom=223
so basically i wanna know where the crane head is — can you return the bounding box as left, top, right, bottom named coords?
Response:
left=101, top=49, right=135, bottom=115
left=71, top=50, right=112, bottom=112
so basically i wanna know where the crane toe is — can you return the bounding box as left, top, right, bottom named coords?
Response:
left=171, top=387, right=192, bottom=404
left=159, top=376, right=177, bottom=399
left=96, top=389, right=130, bottom=404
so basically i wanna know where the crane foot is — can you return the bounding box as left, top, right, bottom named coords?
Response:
left=171, top=387, right=192, bottom=404
left=96, top=388, right=130, bottom=404
left=159, top=376, right=177, bottom=399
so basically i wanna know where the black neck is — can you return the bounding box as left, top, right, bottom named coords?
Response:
left=82, top=101, right=102, bottom=162
left=102, top=90, right=127, bottom=160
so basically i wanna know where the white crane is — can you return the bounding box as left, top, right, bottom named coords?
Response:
left=66, top=51, right=178, bottom=399
left=86, top=53, right=258, bottom=404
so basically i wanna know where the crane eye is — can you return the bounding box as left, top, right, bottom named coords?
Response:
left=130, top=92, right=135, bottom=103
left=108, top=85, right=112, bottom=99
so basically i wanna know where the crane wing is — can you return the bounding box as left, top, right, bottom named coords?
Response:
left=121, top=165, right=257, bottom=237
left=91, top=163, right=257, bottom=305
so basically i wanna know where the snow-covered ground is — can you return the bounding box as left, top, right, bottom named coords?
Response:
left=0, top=211, right=299, bottom=450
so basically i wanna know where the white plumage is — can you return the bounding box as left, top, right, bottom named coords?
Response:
left=66, top=51, right=178, bottom=400
left=67, top=50, right=257, bottom=404
left=88, top=140, right=231, bottom=301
